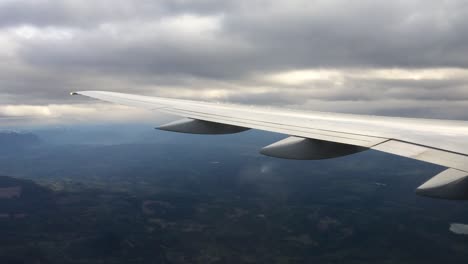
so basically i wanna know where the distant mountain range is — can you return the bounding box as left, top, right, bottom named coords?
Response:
left=0, top=131, right=41, bottom=151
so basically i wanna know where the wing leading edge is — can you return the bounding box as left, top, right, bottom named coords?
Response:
left=72, top=91, right=468, bottom=200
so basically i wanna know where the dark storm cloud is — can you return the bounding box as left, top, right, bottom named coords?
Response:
left=0, top=0, right=468, bottom=121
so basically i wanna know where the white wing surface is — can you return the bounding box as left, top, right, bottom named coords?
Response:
left=72, top=91, right=468, bottom=200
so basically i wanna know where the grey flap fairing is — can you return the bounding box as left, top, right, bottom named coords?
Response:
left=416, top=168, right=468, bottom=200
left=260, top=136, right=367, bottom=160
left=157, top=118, right=250, bottom=134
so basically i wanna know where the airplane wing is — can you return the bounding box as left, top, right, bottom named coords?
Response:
left=72, top=90, right=468, bottom=200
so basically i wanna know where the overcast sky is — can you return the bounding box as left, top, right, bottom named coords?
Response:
left=1, top=0, right=468, bottom=126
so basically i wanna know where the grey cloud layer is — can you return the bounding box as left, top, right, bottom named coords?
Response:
left=0, top=0, right=227, bottom=27
left=1, top=0, right=468, bottom=121
left=11, top=0, right=468, bottom=71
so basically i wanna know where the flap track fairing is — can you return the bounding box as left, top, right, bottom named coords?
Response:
left=260, top=136, right=367, bottom=160
left=416, top=168, right=468, bottom=200
left=157, top=118, right=250, bottom=134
